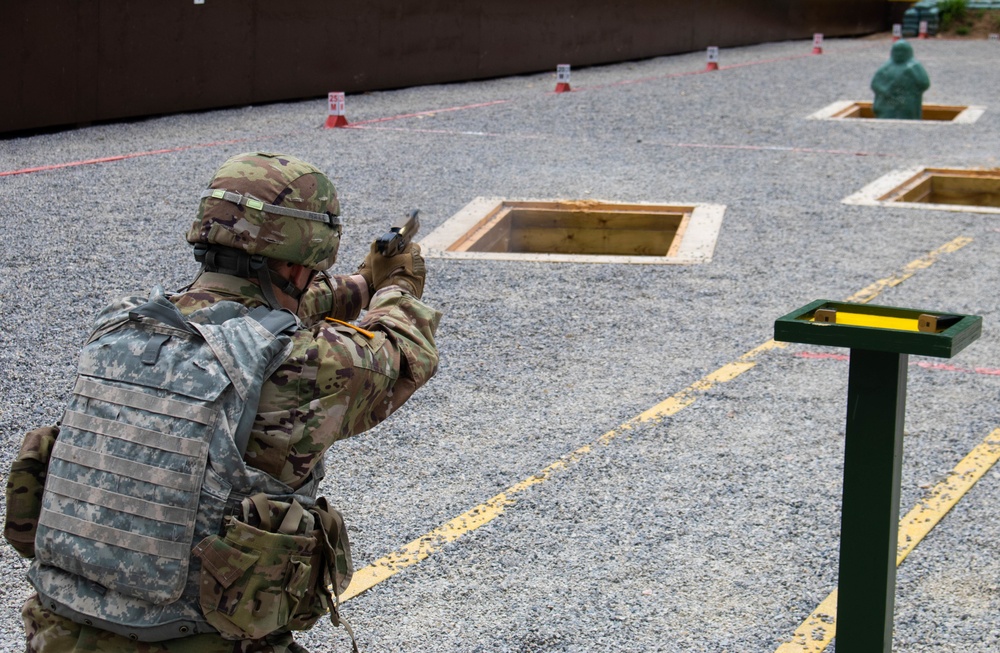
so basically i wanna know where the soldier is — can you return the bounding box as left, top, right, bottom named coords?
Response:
left=14, top=152, right=441, bottom=652
left=871, top=40, right=930, bottom=119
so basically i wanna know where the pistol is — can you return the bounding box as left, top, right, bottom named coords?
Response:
left=376, top=209, right=420, bottom=257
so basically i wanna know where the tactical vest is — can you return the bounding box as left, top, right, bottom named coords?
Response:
left=28, top=286, right=326, bottom=641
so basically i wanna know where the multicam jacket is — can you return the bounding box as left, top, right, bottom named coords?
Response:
left=175, top=271, right=441, bottom=490
left=22, top=270, right=441, bottom=653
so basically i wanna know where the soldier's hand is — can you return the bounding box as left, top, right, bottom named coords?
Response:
left=369, top=241, right=426, bottom=299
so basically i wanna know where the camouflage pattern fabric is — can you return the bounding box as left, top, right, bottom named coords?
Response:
left=5, top=425, right=59, bottom=557
left=22, top=269, right=441, bottom=651
left=23, top=594, right=300, bottom=652
left=295, top=271, right=368, bottom=327
left=186, top=152, right=343, bottom=271
left=174, top=271, right=441, bottom=488
left=193, top=496, right=326, bottom=639
left=28, top=286, right=313, bottom=637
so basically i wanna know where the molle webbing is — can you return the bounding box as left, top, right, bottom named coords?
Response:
left=72, top=377, right=215, bottom=425
left=52, top=439, right=201, bottom=492
left=30, top=288, right=303, bottom=641
left=38, top=510, right=190, bottom=560
left=62, top=409, right=206, bottom=457
left=42, top=475, right=195, bottom=526
left=36, top=372, right=212, bottom=604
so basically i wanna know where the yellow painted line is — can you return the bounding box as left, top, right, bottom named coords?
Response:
left=341, top=235, right=974, bottom=603
left=343, top=349, right=770, bottom=601
left=845, top=236, right=972, bottom=304
left=775, top=591, right=839, bottom=653
left=896, top=428, right=1000, bottom=562
left=774, top=427, right=1000, bottom=653
left=344, top=442, right=604, bottom=600
left=342, top=494, right=514, bottom=600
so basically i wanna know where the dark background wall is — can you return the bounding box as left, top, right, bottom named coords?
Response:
left=1, top=0, right=890, bottom=135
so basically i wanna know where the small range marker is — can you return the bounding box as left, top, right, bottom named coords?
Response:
left=324, top=91, right=348, bottom=128
left=555, top=64, right=572, bottom=93
left=705, top=46, right=719, bottom=71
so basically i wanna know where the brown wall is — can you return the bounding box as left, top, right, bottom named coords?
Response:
left=1, top=0, right=889, bottom=134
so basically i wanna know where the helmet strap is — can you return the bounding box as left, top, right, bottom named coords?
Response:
left=194, top=245, right=304, bottom=309
left=252, top=258, right=305, bottom=309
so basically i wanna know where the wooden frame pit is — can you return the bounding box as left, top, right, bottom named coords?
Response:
left=420, top=198, right=726, bottom=264
left=808, top=101, right=985, bottom=124
left=844, top=167, right=1000, bottom=215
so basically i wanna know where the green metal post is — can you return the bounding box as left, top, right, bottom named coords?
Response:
left=775, top=300, right=981, bottom=653
left=836, top=348, right=908, bottom=653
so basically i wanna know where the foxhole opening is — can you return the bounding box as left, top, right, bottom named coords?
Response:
left=421, top=199, right=726, bottom=265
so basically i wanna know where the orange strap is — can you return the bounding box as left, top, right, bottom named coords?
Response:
left=324, top=317, right=376, bottom=339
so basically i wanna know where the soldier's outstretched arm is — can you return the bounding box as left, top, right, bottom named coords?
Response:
left=296, top=272, right=371, bottom=326
left=250, top=285, right=439, bottom=485
left=355, top=286, right=441, bottom=417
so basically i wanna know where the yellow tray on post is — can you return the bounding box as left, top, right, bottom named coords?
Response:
left=774, top=299, right=981, bottom=358
left=774, top=299, right=981, bottom=653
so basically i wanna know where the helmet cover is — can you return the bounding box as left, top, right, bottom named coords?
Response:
left=187, top=152, right=341, bottom=270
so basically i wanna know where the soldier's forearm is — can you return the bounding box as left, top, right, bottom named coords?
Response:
left=297, top=273, right=370, bottom=325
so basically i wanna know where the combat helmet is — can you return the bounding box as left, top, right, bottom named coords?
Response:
left=186, top=152, right=342, bottom=306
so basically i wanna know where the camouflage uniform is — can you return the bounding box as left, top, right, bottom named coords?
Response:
left=22, top=267, right=441, bottom=651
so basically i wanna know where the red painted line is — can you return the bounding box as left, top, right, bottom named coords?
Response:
left=2, top=148, right=180, bottom=176
left=796, top=352, right=851, bottom=361
left=914, top=361, right=967, bottom=373
left=0, top=136, right=267, bottom=177
left=716, top=53, right=818, bottom=73
left=913, top=360, right=1000, bottom=376
left=349, top=124, right=890, bottom=158
left=0, top=41, right=885, bottom=177
left=350, top=123, right=891, bottom=157
left=571, top=54, right=814, bottom=92
left=795, top=351, right=1000, bottom=377
left=346, top=125, right=552, bottom=141
left=348, top=125, right=492, bottom=136
left=671, top=142, right=890, bottom=157
left=0, top=101, right=510, bottom=178
left=348, top=99, right=511, bottom=126
left=573, top=42, right=882, bottom=93
left=571, top=67, right=713, bottom=92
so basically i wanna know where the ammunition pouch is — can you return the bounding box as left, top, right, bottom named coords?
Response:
left=193, top=493, right=353, bottom=641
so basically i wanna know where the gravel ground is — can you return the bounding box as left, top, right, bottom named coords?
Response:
left=2, top=36, right=1000, bottom=653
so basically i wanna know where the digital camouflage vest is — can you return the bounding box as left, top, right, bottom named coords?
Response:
left=27, top=286, right=327, bottom=641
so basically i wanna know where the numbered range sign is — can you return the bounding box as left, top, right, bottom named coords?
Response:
left=555, top=64, right=572, bottom=93
left=324, top=92, right=348, bottom=128
left=892, top=23, right=902, bottom=40
left=328, top=92, right=346, bottom=116
left=812, top=33, right=823, bottom=54
left=706, top=46, right=719, bottom=70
